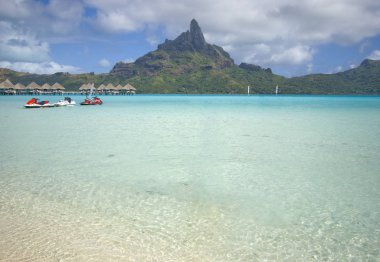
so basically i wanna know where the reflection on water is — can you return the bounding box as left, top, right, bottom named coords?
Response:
left=0, top=95, right=379, bottom=261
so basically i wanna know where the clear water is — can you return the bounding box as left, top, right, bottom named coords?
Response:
left=0, top=95, right=379, bottom=261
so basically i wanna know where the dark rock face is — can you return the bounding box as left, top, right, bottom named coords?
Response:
left=190, top=19, right=207, bottom=50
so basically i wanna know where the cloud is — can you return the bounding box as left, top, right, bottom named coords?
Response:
left=335, top=66, right=344, bottom=72
left=240, top=44, right=314, bottom=66
left=0, top=0, right=84, bottom=42
left=98, top=58, right=111, bottom=67
left=122, top=58, right=135, bottom=63
left=83, top=0, right=380, bottom=68
left=2, top=0, right=380, bottom=75
left=368, top=50, right=380, bottom=60
left=0, top=61, right=80, bottom=74
left=0, top=21, right=50, bottom=63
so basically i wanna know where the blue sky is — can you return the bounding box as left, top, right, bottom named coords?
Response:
left=0, top=0, right=380, bottom=77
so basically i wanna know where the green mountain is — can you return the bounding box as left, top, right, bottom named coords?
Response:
left=1, top=19, right=380, bottom=94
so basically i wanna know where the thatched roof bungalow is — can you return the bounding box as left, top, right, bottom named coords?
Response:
left=97, top=84, right=106, bottom=91
left=41, top=83, right=51, bottom=91
left=0, top=79, right=14, bottom=89
left=106, top=83, right=115, bottom=90
left=79, top=83, right=90, bottom=91
left=126, top=83, right=136, bottom=91
left=14, top=83, right=26, bottom=90
left=27, top=82, right=40, bottom=90
left=52, top=83, right=65, bottom=90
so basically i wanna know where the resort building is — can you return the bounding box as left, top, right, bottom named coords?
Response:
left=51, top=83, right=65, bottom=94
left=0, top=80, right=66, bottom=95
left=1, top=79, right=135, bottom=95
left=0, top=79, right=15, bottom=95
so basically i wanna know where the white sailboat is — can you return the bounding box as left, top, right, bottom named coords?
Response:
left=275, top=85, right=279, bottom=95
left=248, top=85, right=250, bottom=95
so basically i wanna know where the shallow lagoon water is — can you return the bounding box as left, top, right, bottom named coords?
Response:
left=0, top=95, right=379, bottom=261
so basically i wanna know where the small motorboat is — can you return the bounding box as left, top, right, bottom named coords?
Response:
left=55, top=97, right=76, bottom=107
left=24, top=98, right=55, bottom=108
left=80, top=96, right=103, bottom=105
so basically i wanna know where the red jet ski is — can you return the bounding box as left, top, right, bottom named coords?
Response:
left=24, top=98, right=55, bottom=108
left=80, top=96, right=103, bottom=105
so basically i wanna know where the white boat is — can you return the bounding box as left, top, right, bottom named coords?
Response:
left=54, top=97, right=76, bottom=106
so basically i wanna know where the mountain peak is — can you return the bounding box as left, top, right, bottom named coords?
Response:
left=189, top=19, right=206, bottom=49
left=111, top=19, right=234, bottom=76
left=158, top=19, right=208, bottom=53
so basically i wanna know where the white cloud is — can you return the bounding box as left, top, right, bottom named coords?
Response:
left=269, top=45, right=314, bottom=65
left=368, top=50, right=380, bottom=60
left=335, top=66, right=343, bottom=72
left=83, top=0, right=380, bottom=68
left=122, top=58, right=135, bottom=63
left=241, top=44, right=314, bottom=66
left=2, top=0, right=380, bottom=74
left=0, top=21, right=50, bottom=63
left=0, top=0, right=84, bottom=39
left=98, top=58, right=111, bottom=67
left=0, top=61, right=80, bottom=74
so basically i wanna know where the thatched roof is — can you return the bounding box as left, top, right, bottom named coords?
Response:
left=14, top=83, right=26, bottom=90
left=41, top=83, right=51, bottom=90
left=52, top=82, right=65, bottom=90
left=0, top=79, right=14, bottom=89
left=97, top=84, right=106, bottom=90
left=27, top=82, right=40, bottom=90
left=79, top=83, right=90, bottom=90
left=106, top=83, right=115, bottom=90
left=124, top=83, right=136, bottom=91
left=115, top=84, right=123, bottom=90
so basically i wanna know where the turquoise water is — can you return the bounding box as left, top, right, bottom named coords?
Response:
left=0, top=95, right=380, bottom=261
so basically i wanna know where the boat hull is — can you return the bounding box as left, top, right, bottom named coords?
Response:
left=24, top=104, right=55, bottom=108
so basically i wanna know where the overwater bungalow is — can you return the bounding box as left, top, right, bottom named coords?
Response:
left=79, top=83, right=91, bottom=94
left=41, top=83, right=51, bottom=94
left=26, top=82, right=41, bottom=95
left=15, top=83, right=26, bottom=95
left=0, top=79, right=15, bottom=95
left=124, top=83, right=136, bottom=95
left=51, top=83, right=65, bottom=94
left=97, top=84, right=106, bottom=94
left=105, top=83, right=117, bottom=95
left=115, top=84, right=123, bottom=95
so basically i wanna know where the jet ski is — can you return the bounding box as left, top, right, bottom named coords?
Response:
left=80, top=96, right=103, bottom=105
left=55, top=97, right=76, bottom=106
left=24, top=98, right=55, bottom=108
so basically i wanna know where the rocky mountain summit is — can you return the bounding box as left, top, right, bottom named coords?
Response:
left=111, top=19, right=266, bottom=76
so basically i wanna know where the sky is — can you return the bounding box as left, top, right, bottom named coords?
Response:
left=0, top=0, right=380, bottom=77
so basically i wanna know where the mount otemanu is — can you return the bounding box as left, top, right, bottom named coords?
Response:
left=1, top=19, right=380, bottom=94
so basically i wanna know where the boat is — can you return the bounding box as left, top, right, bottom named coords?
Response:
left=80, top=83, right=103, bottom=105
left=24, top=98, right=55, bottom=108
left=80, top=96, right=103, bottom=105
left=54, top=97, right=76, bottom=106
